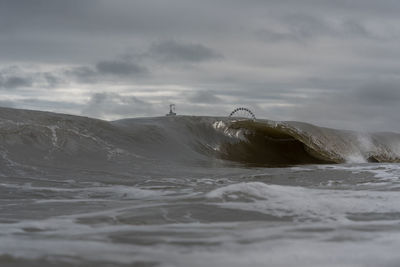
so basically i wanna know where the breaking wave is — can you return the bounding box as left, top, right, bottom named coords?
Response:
left=0, top=107, right=399, bottom=170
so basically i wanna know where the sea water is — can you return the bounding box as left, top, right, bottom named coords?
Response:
left=0, top=107, right=400, bottom=266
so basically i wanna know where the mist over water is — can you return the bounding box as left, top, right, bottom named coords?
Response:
left=1, top=107, right=400, bottom=266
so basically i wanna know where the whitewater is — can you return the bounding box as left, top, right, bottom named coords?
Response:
left=1, top=106, right=400, bottom=266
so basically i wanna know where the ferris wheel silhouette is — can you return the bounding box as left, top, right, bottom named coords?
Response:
left=228, top=107, right=256, bottom=121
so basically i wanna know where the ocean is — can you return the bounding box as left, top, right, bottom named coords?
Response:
left=1, top=107, right=400, bottom=266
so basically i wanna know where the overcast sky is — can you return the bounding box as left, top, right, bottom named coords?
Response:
left=1, top=0, right=400, bottom=131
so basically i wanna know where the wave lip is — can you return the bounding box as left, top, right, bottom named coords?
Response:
left=216, top=119, right=400, bottom=166
left=217, top=120, right=334, bottom=166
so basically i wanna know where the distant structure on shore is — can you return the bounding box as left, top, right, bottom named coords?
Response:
left=229, top=107, right=256, bottom=121
left=166, top=104, right=176, bottom=116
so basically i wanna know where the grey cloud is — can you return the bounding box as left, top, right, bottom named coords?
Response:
left=42, top=72, right=63, bottom=87
left=96, top=61, right=147, bottom=76
left=0, top=0, right=90, bottom=33
left=0, top=0, right=242, bottom=37
left=234, top=0, right=400, bottom=17
left=0, top=66, right=66, bottom=90
left=81, top=93, right=154, bottom=119
left=0, top=1, right=234, bottom=64
left=0, top=0, right=397, bottom=64
left=257, top=14, right=372, bottom=43
left=256, top=29, right=301, bottom=43
left=65, top=66, right=97, bottom=83
left=341, top=20, right=369, bottom=37
left=65, top=57, right=148, bottom=83
left=0, top=76, right=32, bottom=89
left=284, top=14, right=332, bottom=38
left=149, top=40, right=223, bottom=63
left=187, top=91, right=223, bottom=104
left=356, top=82, right=400, bottom=105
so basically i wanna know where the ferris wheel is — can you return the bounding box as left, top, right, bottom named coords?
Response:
left=228, top=107, right=256, bottom=121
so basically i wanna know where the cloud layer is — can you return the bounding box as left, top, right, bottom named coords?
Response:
left=1, top=0, right=400, bottom=131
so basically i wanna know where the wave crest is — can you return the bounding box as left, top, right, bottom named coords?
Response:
left=0, top=107, right=399, bottom=170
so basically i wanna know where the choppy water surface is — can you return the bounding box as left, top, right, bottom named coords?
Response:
left=1, top=107, right=400, bottom=266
